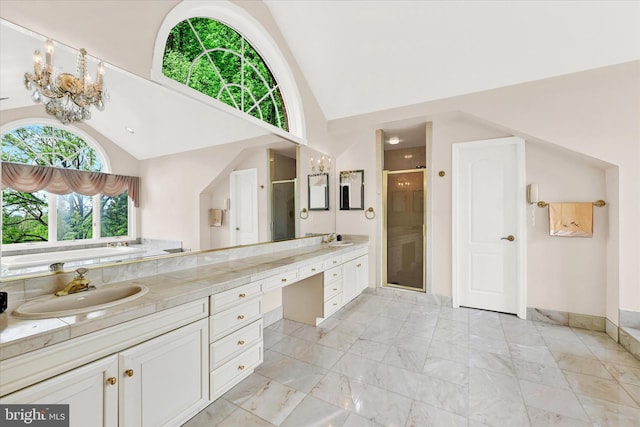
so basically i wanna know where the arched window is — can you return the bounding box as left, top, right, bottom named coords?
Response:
left=2, top=123, right=131, bottom=245
left=152, top=1, right=306, bottom=141
left=162, top=17, right=288, bottom=131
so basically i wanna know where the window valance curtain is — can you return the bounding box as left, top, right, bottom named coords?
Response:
left=1, top=162, right=140, bottom=207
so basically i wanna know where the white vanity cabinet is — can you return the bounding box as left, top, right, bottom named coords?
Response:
left=0, top=299, right=211, bottom=427
left=343, top=249, right=369, bottom=303
left=118, top=318, right=209, bottom=427
left=208, top=282, right=264, bottom=400
left=0, top=355, right=119, bottom=427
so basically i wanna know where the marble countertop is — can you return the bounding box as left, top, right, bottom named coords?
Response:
left=0, top=241, right=368, bottom=361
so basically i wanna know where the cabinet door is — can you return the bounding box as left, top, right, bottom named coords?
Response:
left=342, top=258, right=358, bottom=303
left=355, top=255, right=369, bottom=293
left=0, top=355, right=118, bottom=427
left=119, top=319, right=209, bottom=427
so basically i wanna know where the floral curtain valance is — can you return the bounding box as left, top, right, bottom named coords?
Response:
left=1, top=162, right=140, bottom=207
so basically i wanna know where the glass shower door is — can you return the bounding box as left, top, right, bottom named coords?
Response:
left=271, top=179, right=296, bottom=241
left=384, top=169, right=426, bottom=291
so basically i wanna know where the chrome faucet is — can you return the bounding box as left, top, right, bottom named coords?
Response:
left=55, top=268, right=95, bottom=296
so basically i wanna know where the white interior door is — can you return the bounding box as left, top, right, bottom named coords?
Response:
left=453, top=137, right=526, bottom=317
left=230, top=168, right=258, bottom=246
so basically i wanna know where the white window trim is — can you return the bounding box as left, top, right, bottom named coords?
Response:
left=1, top=120, right=136, bottom=249
left=150, top=0, right=306, bottom=142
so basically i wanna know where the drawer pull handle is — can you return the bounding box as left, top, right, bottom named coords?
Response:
left=356, top=263, right=362, bottom=267
left=237, top=315, right=245, bottom=320
left=238, top=340, right=245, bottom=346
left=239, top=293, right=246, bottom=298
left=281, top=278, right=287, bottom=282
left=125, top=369, right=134, bottom=377
left=333, top=273, right=338, bottom=277
left=333, top=303, right=338, bottom=306
left=333, top=261, right=338, bottom=264
left=311, top=268, right=316, bottom=272
left=238, top=365, right=245, bottom=371
left=107, top=377, right=117, bottom=385
left=333, top=288, right=338, bottom=291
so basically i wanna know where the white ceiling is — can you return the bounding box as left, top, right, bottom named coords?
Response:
left=1, top=1, right=639, bottom=160
left=265, top=0, right=640, bottom=120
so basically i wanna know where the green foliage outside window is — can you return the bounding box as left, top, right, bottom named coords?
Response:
left=162, top=18, right=288, bottom=131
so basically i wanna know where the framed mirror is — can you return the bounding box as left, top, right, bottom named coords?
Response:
left=339, top=170, right=364, bottom=210
left=308, top=173, right=329, bottom=210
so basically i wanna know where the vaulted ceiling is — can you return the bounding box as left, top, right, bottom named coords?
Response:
left=1, top=1, right=638, bottom=159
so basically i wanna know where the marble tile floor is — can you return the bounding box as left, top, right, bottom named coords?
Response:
left=183, top=288, right=640, bottom=427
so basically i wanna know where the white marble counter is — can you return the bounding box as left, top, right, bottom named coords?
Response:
left=0, top=240, right=368, bottom=361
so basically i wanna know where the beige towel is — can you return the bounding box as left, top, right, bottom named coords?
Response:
left=549, top=203, right=593, bottom=237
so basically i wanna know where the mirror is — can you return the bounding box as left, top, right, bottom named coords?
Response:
left=0, top=17, right=337, bottom=280
left=308, top=173, right=329, bottom=210
left=339, top=170, right=364, bottom=210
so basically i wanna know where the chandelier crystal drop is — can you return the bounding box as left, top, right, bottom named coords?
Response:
left=24, top=39, right=106, bottom=124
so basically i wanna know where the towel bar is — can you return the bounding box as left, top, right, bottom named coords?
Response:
left=537, top=200, right=606, bottom=208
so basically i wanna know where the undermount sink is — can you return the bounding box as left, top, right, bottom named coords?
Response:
left=13, top=285, right=149, bottom=319
left=328, top=241, right=353, bottom=247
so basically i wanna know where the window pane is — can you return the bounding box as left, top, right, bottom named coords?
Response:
left=2, top=189, right=48, bottom=244
left=57, top=193, right=93, bottom=241
left=162, top=18, right=289, bottom=131
left=101, top=193, right=129, bottom=237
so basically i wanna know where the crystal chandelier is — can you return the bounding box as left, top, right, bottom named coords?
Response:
left=24, top=39, right=106, bottom=124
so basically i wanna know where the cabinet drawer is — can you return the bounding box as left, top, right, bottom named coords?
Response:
left=211, top=282, right=262, bottom=314
left=210, top=298, right=262, bottom=342
left=328, top=255, right=343, bottom=267
left=324, top=281, right=342, bottom=302
left=210, top=342, right=263, bottom=400
left=324, top=265, right=342, bottom=285
left=323, top=292, right=342, bottom=317
left=210, top=319, right=263, bottom=369
left=263, top=270, right=299, bottom=292
left=298, top=261, right=324, bottom=280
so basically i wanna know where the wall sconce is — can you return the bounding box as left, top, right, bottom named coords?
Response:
left=309, top=155, right=331, bottom=174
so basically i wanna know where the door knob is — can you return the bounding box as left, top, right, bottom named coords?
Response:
left=125, top=369, right=134, bottom=377
left=501, top=235, right=515, bottom=242
left=236, top=227, right=240, bottom=231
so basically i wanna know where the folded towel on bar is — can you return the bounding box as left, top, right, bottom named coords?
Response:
left=549, top=202, right=593, bottom=237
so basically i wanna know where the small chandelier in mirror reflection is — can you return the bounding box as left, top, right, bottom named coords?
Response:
left=24, top=39, right=106, bottom=124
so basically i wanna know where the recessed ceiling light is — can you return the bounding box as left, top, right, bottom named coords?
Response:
left=388, top=137, right=400, bottom=145
left=125, top=126, right=135, bottom=134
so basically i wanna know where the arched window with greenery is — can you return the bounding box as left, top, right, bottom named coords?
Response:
left=2, top=124, right=130, bottom=245
left=162, top=17, right=288, bottom=131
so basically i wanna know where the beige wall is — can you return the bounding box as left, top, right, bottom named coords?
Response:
left=526, top=142, right=609, bottom=316
left=204, top=147, right=270, bottom=250
left=2, top=2, right=637, bottom=319
left=331, top=61, right=639, bottom=317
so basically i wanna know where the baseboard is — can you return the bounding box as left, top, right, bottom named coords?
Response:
left=526, top=307, right=605, bottom=332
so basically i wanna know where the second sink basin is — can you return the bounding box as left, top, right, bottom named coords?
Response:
left=13, top=285, right=149, bottom=319
left=328, top=241, right=353, bottom=247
